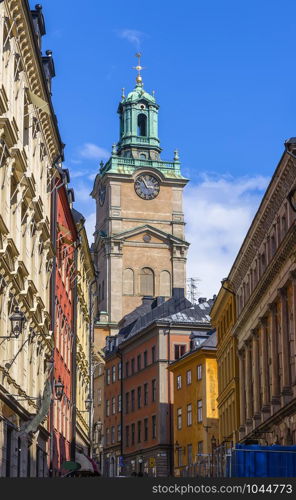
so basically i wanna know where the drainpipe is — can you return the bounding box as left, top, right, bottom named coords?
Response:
left=49, top=158, right=65, bottom=477
left=70, top=237, right=80, bottom=462
left=166, top=321, right=173, bottom=476
left=88, top=278, right=97, bottom=458
left=119, top=349, right=123, bottom=472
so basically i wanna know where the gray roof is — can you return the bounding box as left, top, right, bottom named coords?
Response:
left=200, top=329, right=217, bottom=349
left=169, top=330, right=217, bottom=367
left=161, top=300, right=213, bottom=324
left=71, top=207, right=86, bottom=225
left=117, top=291, right=214, bottom=345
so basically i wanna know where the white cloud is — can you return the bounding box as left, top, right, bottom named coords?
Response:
left=88, top=172, right=97, bottom=181
left=117, top=29, right=146, bottom=49
left=73, top=182, right=93, bottom=203
left=80, top=143, right=109, bottom=160
left=184, top=173, right=270, bottom=300
left=70, top=170, right=85, bottom=179
left=85, top=211, right=96, bottom=244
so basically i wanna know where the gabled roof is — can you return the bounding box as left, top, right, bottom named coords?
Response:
left=110, top=224, right=189, bottom=246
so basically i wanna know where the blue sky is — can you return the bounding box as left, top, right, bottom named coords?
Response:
left=37, top=0, right=296, bottom=297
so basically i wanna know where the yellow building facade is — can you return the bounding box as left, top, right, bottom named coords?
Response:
left=210, top=281, right=240, bottom=446
left=72, top=209, right=95, bottom=456
left=169, top=332, right=219, bottom=477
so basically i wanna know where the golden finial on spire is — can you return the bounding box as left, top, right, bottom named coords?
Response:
left=133, top=52, right=145, bottom=85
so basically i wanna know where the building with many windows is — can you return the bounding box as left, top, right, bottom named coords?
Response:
left=169, top=331, right=218, bottom=477
left=103, top=290, right=215, bottom=477
left=210, top=280, right=240, bottom=446
left=219, top=139, right=296, bottom=446
left=71, top=208, right=95, bottom=461
left=50, top=169, right=77, bottom=475
left=0, top=1, right=63, bottom=477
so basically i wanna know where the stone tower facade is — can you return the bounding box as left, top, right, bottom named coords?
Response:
left=91, top=64, right=189, bottom=332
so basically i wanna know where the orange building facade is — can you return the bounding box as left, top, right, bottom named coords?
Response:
left=50, top=171, right=77, bottom=475
left=103, top=292, right=214, bottom=476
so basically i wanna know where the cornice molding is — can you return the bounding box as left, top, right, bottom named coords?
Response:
left=234, top=225, right=296, bottom=336
left=5, top=0, right=61, bottom=160
left=230, top=156, right=296, bottom=290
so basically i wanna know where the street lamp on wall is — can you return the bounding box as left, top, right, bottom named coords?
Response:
left=85, top=396, right=93, bottom=412
left=54, top=377, right=64, bottom=401
left=0, top=306, right=26, bottom=339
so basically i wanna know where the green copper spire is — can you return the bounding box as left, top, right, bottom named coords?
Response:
left=98, top=54, right=186, bottom=181
left=117, top=53, right=161, bottom=160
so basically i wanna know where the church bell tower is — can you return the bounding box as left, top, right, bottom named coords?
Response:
left=91, top=54, right=189, bottom=333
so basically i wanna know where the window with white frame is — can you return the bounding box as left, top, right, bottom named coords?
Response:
left=105, top=428, right=110, bottom=446
left=112, top=365, right=116, bottom=382
left=187, top=404, right=192, bottom=426
left=177, top=375, right=182, bottom=390
left=177, top=408, right=182, bottom=430
left=118, top=362, right=122, bottom=380
left=97, top=389, right=102, bottom=406
left=197, top=400, right=203, bottom=423
left=112, top=397, right=116, bottom=414
left=186, top=370, right=192, bottom=385
left=106, top=368, right=110, bottom=385
left=197, top=364, right=202, bottom=380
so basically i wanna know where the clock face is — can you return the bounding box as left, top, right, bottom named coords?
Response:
left=99, top=185, right=106, bottom=206
left=135, top=174, right=160, bottom=200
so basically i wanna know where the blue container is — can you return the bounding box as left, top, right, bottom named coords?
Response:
left=230, top=444, right=296, bottom=477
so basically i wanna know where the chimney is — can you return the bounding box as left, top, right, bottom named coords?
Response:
left=151, top=296, right=165, bottom=309
left=172, top=288, right=184, bottom=299
left=142, top=296, right=154, bottom=305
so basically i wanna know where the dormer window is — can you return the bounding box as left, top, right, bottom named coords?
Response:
left=137, top=113, right=147, bottom=136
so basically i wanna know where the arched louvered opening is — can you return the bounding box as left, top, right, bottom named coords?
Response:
left=137, top=113, right=147, bottom=136
left=159, top=270, right=171, bottom=297
left=140, top=267, right=154, bottom=296
left=123, top=268, right=134, bottom=295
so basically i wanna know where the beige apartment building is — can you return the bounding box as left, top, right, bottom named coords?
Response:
left=72, top=208, right=95, bottom=457
left=0, top=2, right=63, bottom=476
left=227, top=139, right=296, bottom=445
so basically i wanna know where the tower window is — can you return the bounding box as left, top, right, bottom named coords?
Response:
left=137, top=114, right=147, bottom=136
left=123, top=268, right=134, bottom=295
left=140, top=267, right=154, bottom=296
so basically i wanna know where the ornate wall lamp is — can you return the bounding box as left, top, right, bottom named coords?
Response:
left=85, top=396, right=93, bottom=412
left=54, top=377, right=64, bottom=401
left=0, top=306, right=26, bottom=339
